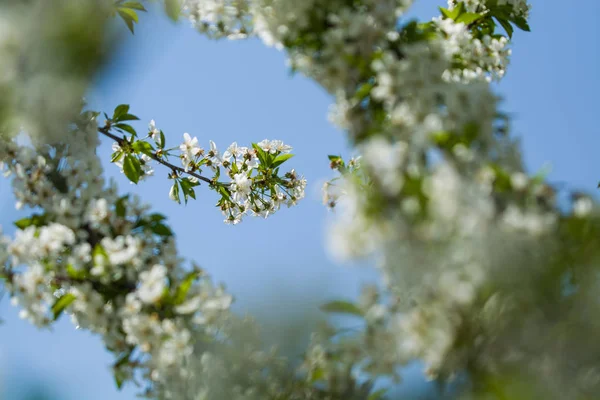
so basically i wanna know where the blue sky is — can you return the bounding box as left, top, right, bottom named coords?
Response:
left=1, top=0, right=598, bottom=398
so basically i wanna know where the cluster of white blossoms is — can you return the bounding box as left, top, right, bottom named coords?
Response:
left=106, top=111, right=306, bottom=225
left=225, top=0, right=600, bottom=396
left=449, top=0, right=531, bottom=19
left=433, top=16, right=512, bottom=82
left=170, top=134, right=306, bottom=224
left=183, top=0, right=253, bottom=39
left=0, top=113, right=239, bottom=397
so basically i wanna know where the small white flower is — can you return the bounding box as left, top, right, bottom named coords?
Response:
left=510, top=172, right=528, bottom=191
left=206, top=140, right=221, bottom=168
left=271, top=139, right=292, bottom=154
left=222, top=142, right=242, bottom=161
left=574, top=197, right=594, bottom=217
left=137, top=264, right=168, bottom=304
left=180, top=133, right=202, bottom=160
left=258, top=139, right=276, bottom=154
left=174, top=296, right=202, bottom=315
left=231, top=173, right=252, bottom=203
left=149, top=120, right=160, bottom=140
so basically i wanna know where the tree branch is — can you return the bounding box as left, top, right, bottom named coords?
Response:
left=97, top=125, right=214, bottom=185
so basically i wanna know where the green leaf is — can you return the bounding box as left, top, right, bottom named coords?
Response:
left=114, top=374, right=125, bottom=390
left=271, top=153, right=294, bottom=168
left=368, top=388, right=388, bottom=400
left=123, top=155, right=142, bottom=184
left=439, top=3, right=464, bottom=20
left=495, top=17, right=514, bottom=38
left=218, top=185, right=232, bottom=202
left=118, top=7, right=139, bottom=23
left=66, top=264, right=87, bottom=280
left=511, top=16, right=531, bottom=32
left=149, top=213, right=167, bottom=222
left=179, top=178, right=197, bottom=204
left=132, top=140, right=154, bottom=157
left=174, top=270, right=202, bottom=304
left=456, top=12, right=483, bottom=25
left=111, top=150, right=124, bottom=163
left=252, top=143, right=269, bottom=167
left=158, top=130, right=166, bottom=149
left=169, top=182, right=181, bottom=204
left=114, top=123, right=137, bottom=136
left=117, top=8, right=138, bottom=33
left=165, top=0, right=182, bottom=21
left=115, top=195, right=129, bottom=218
left=354, top=82, right=374, bottom=101
left=113, top=104, right=130, bottom=121
left=51, top=293, right=76, bottom=320
left=120, top=1, right=146, bottom=11
left=439, top=7, right=453, bottom=19
left=320, top=300, right=364, bottom=317
left=14, top=214, right=47, bottom=229
left=150, top=221, right=173, bottom=237
left=309, top=367, right=326, bottom=383
left=116, top=113, right=140, bottom=122
left=92, top=244, right=108, bottom=262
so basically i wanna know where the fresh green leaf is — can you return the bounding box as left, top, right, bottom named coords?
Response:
left=123, top=155, right=142, bottom=184
left=120, top=1, right=146, bottom=11
left=355, top=82, right=374, bottom=101
left=179, top=178, right=197, bottom=204
left=115, top=195, right=129, bottom=218
left=272, top=153, right=294, bottom=168
left=93, top=244, right=108, bottom=261
left=309, top=367, right=326, bottom=383
left=439, top=3, right=464, bottom=20
left=456, top=12, right=483, bottom=25
left=165, top=0, right=182, bottom=21
left=368, top=388, right=388, bottom=400
left=320, top=300, right=364, bottom=317
left=114, top=374, right=125, bottom=389
left=495, top=17, right=514, bottom=38
left=113, top=351, right=132, bottom=369
left=149, top=213, right=167, bottom=222
left=47, top=170, right=69, bottom=194
left=511, top=16, right=531, bottom=32
left=14, top=214, right=47, bottom=230
left=111, top=150, right=124, bottom=163
left=174, top=270, right=202, bottom=304
left=114, top=123, right=137, bottom=136
left=66, top=264, right=87, bottom=280
left=132, top=140, right=154, bottom=157
left=118, top=7, right=139, bottom=23
left=252, top=143, right=269, bottom=167
left=170, top=182, right=181, bottom=204
left=218, top=185, right=232, bottom=202
left=116, top=113, right=140, bottom=122
left=117, top=9, right=138, bottom=33
left=150, top=221, right=173, bottom=237
left=113, top=104, right=130, bottom=120
left=439, top=7, right=453, bottom=19
left=51, top=293, right=76, bottom=320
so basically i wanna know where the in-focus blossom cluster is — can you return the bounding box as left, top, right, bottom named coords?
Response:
left=104, top=105, right=306, bottom=225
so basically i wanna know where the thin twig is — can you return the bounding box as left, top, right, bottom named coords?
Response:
left=97, top=125, right=214, bottom=185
